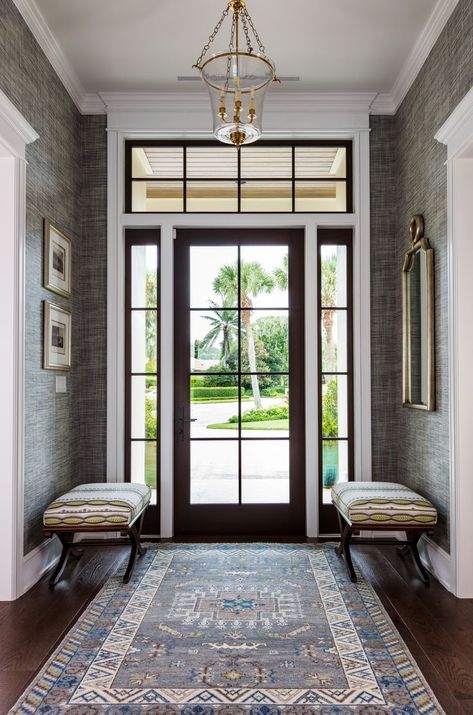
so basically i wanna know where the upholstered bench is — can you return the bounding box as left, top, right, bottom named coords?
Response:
left=331, top=482, right=438, bottom=584
left=43, top=483, right=151, bottom=585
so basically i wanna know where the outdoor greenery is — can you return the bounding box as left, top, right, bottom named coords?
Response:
left=228, top=405, right=288, bottom=423
left=191, top=386, right=244, bottom=400
left=321, top=378, right=338, bottom=438
left=208, top=419, right=289, bottom=431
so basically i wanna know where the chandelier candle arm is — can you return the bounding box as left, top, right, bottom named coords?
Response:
left=193, top=0, right=278, bottom=147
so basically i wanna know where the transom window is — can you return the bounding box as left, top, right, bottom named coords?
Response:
left=126, top=141, right=352, bottom=213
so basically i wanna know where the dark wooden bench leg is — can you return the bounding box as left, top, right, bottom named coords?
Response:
left=397, top=531, right=430, bottom=584
left=49, top=533, right=76, bottom=586
left=123, top=512, right=147, bottom=584
left=335, top=510, right=357, bottom=582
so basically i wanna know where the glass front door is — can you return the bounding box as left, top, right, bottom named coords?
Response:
left=174, top=229, right=305, bottom=535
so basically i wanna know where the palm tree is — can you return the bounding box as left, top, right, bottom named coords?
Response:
left=321, top=254, right=337, bottom=372
left=214, top=261, right=274, bottom=409
left=273, top=253, right=288, bottom=291
left=199, top=301, right=239, bottom=368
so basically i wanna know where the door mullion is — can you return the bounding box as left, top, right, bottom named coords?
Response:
left=237, top=244, right=242, bottom=505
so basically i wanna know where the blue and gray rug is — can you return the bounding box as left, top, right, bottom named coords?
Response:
left=11, top=544, right=443, bottom=714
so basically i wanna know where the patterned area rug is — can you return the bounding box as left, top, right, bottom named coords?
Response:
left=11, top=544, right=443, bottom=714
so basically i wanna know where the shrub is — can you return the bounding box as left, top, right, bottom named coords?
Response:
left=260, top=386, right=287, bottom=397
left=145, top=397, right=157, bottom=439
left=228, top=404, right=289, bottom=423
left=202, top=371, right=238, bottom=387
left=322, top=378, right=338, bottom=437
left=191, top=386, right=244, bottom=400
left=191, top=376, right=205, bottom=387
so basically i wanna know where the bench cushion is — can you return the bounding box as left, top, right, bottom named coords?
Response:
left=43, top=483, right=151, bottom=528
left=331, top=482, right=437, bottom=527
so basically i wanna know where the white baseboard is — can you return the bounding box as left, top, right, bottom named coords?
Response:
left=418, top=535, right=453, bottom=593
left=350, top=530, right=454, bottom=593
left=21, top=536, right=61, bottom=595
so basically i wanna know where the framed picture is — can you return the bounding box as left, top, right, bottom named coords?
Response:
left=43, top=301, right=72, bottom=370
left=44, top=220, right=72, bottom=298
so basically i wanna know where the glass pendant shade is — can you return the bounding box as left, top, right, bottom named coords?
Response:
left=193, top=1, right=277, bottom=147
left=204, top=56, right=272, bottom=146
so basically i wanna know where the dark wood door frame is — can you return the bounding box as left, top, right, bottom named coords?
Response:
left=174, top=228, right=306, bottom=536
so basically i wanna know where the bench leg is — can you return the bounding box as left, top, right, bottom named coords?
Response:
left=335, top=510, right=357, bottom=583
left=50, top=533, right=79, bottom=586
left=397, top=531, right=430, bottom=584
left=123, top=512, right=147, bottom=584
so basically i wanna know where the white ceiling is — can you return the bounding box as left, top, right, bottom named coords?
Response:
left=33, top=0, right=438, bottom=95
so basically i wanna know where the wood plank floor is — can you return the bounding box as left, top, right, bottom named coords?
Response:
left=1, top=542, right=473, bottom=714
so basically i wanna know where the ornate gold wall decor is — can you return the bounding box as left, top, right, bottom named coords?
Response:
left=402, top=214, right=435, bottom=410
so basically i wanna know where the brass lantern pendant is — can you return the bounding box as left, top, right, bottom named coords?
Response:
left=193, top=0, right=278, bottom=147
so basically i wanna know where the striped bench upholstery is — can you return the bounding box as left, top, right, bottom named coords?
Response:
left=43, top=483, right=151, bottom=529
left=331, top=482, right=438, bottom=527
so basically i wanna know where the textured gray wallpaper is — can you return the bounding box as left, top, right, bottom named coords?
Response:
left=370, top=0, right=473, bottom=552
left=0, top=1, right=107, bottom=553
left=79, top=115, right=108, bottom=481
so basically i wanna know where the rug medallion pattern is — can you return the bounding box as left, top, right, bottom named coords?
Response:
left=10, top=544, right=443, bottom=714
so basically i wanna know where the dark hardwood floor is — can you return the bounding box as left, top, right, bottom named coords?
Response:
left=1, top=542, right=473, bottom=714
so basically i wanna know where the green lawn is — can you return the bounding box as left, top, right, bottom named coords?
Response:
left=207, top=419, right=289, bottom=431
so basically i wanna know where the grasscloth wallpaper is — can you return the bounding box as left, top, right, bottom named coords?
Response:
left=371, top=0, right=473, bottom=551
left=79, top=115, right=108, bottom=481
left=0, top=0, right=107, bottom=553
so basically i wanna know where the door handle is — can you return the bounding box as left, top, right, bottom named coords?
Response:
left=176, top=416, right=197, bottom=442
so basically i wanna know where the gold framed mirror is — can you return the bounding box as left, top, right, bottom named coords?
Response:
left=402, top=214, right=435, bottom=411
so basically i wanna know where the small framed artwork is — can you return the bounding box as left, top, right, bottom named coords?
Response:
left=44, top=220, right=72, bottom=298
left=43, top=301, right=72, bottom=370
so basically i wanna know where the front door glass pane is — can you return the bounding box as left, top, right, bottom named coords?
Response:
left=189, top=244, right=290, bottom=504
left=239, top=245, right=288, bottom=308
left=190, top=246, right=238, bottom=308
left=191, top=375, right=239, bottom=439
left=241, top=440, right=289, bottom=503
left=191, top=441, right=239, bottom=504
left=240, top=310, right=289, bottom=372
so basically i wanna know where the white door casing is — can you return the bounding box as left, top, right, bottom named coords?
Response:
left=0, top=88, right=38, bottom=600
left=436, top=86, right=473, bottom=598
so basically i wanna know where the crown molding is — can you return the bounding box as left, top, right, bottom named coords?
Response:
left=12, top=0, right=459, bottom=117
left=80, top=93, right=107, bottom=115
left=369, top=93, right=397, bottom=115
left=99, top=90, right=377, bottom=114
left=11, top=0, right=85, bottom=110
left=371, top=0, right=459, bottom=115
